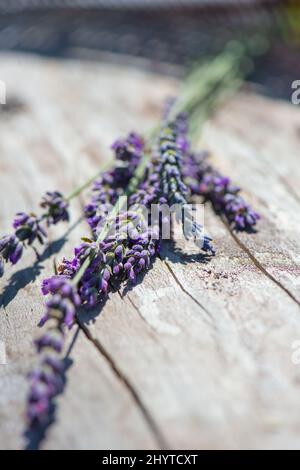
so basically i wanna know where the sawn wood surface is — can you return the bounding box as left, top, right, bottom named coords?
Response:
left=0, top=53, right=300, bottom=450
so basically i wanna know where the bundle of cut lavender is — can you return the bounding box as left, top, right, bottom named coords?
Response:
left=0, top=42, right=261, bottom=441
left=26, top=112, right=259, bottom=430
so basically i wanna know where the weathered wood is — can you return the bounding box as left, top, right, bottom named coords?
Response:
left=1, top=52, right=300, bottom=450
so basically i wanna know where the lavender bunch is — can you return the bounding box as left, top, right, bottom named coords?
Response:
left=29, top=107, right=262, bottom=427
left=183, top=152, right=260, bottom=231
left=28, top=115, right=209, bottom=425
left=28, top=108, right=262, bottom=427
left=0, top=192, right=69, bottom=278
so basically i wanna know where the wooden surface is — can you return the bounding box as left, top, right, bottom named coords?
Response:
left=1, top=52, right=300, bottom=450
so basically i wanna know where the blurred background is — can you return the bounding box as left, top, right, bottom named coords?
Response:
left=0, top=0, right=299, bottom=100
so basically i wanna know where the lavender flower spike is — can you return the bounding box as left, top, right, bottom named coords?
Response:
left=157, top=115, right=214, bottom=254
left=183, top=152, right=260, bottom=231
left=27, top=277, right=80, bottom=427
left=85, top=132, right=143, bottom=236
left=0, top=234, right=23, bottom=267
left=40, top=191, right=70, bottom=225
left=13, top=212, right=47, bottom=245
left=0, top=191, right=70, bottom=278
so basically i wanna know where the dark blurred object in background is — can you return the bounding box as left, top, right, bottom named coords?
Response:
left=0, top=0, right=299, bottom=100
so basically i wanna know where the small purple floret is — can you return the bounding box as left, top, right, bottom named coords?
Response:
left=40, top=191, right=70, bottom=225
left=0, top=190, right=70, bottom=276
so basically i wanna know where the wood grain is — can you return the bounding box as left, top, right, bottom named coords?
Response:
left=0, top=52, right=300, bottom=450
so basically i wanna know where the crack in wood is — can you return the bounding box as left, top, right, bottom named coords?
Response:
left=158, top=256, right=229, bottom=363
left=113, top=266, right=183, bottom=335
left=222, top=219, right=300, bottom=310
left=118, top=290, right=150, bottom=327
left=77, top=319, right=169, bottom=450
left=160, top=256, right=214, bottom=326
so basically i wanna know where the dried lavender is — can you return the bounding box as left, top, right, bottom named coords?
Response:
left=40, top=191, right=70, bottom=226
left=27, top=277, right=80, bottom=425
left=199, top=173, right=260, bottom=230
left=24, top=45, right=262, bottom=435
left=59, top=164, right=162, bottom=307
left=27, top=118, right=195, bottom=426
left=183, top=151, right=260, bottom=230
left=85, top=132, right=144, bottom=236
left=0, top=192, right=70, bottom=278
left=26, top=90, right=259, bottom=428
left=0, top=235, right=23, bottom=275
left=26, top=110, right=260, bottom=427
left=155, top=114, right=214, bottom=253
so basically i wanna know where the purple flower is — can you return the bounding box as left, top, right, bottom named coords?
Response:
left=223, top=194, right=260, bottom=230
left=0, top=190, right=69, bottom=276
left=0, top=234, right=23, bottom=276
left=85, top=132, right=144, bottom=236
left=183, top=151, right=260, bottom=231
left=40, top=191, right=69, bottom=225
left=13, top=212, right=47, bottom=245
left=39, top=277, right=81, bottom=328
left=58, top=214, right=159, bottom=308
left=35, top=328, right=65, bottom=353
left=27, top=277, right=81, bottom=428
left=111, top=132, right=144, bottom=158
left=28, top=201, right=159, bottom=427
left=57, top=176, right=163, bottom=306
left=156, top=116, right=214, bottom=253
left=27, top=344, right=65, bottom=426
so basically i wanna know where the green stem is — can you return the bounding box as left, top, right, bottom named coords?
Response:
left=125, top=154, right=149, bottom=195
left=62, top=37, right=262, bottom=209
left=170, top=43, right=246, bottom=120
left=66, top=161, right=112, bottom=201
left=188, top=75, right=244, bottom=142
left=63, top=45, right=243, bottom=205
left=65, top=130, right=154, bottom=205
